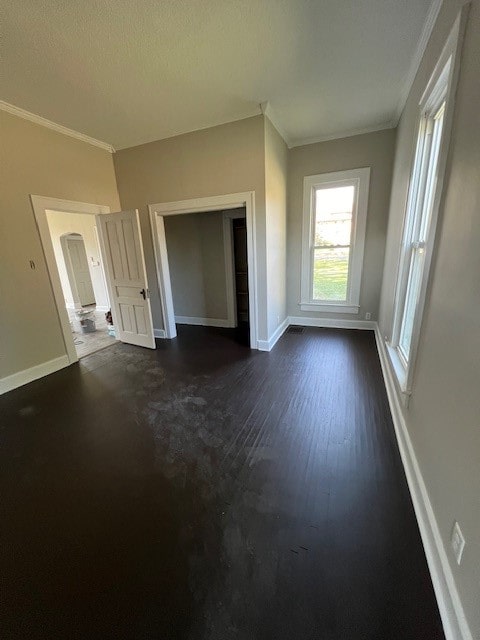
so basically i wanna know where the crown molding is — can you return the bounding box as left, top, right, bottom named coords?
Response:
left=393, top=0, right=444, bottom=124
left=289, top=121, right=396, bottom=149
left=0, top=100, right=115, bottom=153
left=260, top=101, right=291, bottom=147
left=1, top=0, right=442, bottom=156
left=261, top=98, right=396, bottom=148
left=261, top=1, right=443, bottom=149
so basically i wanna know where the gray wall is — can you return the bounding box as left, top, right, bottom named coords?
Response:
left=164, top=211, right=229, bottom=321
left=379, top=1, right=480, bottom=636
left=287, top=129, right=396, bottom=321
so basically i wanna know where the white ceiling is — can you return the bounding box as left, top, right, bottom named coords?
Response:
left=3, top=0, right=436, bottom=150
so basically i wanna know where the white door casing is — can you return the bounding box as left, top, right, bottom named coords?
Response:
left=96, top=210, right=156, bottom=349
left=66, top=236, right=96, bottom=306
left=31, top=195, right=112, bottom=365
left=148, top=192, right=258, bottom=349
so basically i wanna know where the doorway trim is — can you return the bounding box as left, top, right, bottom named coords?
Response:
left=30, top=195, right=111, bottom=364
left=223, top=208, right=247, bottom=329
left=148, top=192, right=259, bottom=349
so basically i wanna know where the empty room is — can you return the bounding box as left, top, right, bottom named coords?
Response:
left=163, top=207, right=251, bottom=343
left=1, top=1, right=478, bottom=639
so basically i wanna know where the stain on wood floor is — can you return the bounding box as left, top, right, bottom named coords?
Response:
left=0, top=326, right=444, bottom=639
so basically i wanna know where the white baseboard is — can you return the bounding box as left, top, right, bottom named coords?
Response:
left=0, top=355, right=70, bottom=395
left=374, top=325, right=473, bottom=640
left=153, top=328, right=166, bottom=339
left=288, top=315, right=376, bottom=330
left=257, top=317, right=289, bottom=351
left=175, top=315, right=235, bottom=328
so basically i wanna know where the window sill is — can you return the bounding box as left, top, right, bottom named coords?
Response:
left=386, top=342, right=410, bottom=398
left=300, top=303, right=359, bottom=314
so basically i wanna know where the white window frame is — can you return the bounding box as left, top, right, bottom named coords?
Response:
left=300, top=167, right=370, bottom=314
left=387, top=9, right=467, bottom=395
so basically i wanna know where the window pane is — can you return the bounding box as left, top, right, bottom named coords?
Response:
left=313, top=185, right=353, bottom=302
left=399, top=249, right=425, bottom=361
left=313, top=247, right=349, bottom=301
left=396, top=103, right=445, bottom=366
left=315, top=186, right=354, bottom=247
left=419, top=103, right=445, bottom=240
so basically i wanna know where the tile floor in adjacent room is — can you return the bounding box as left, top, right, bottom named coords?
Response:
left=67, top=306, right=116, bottom=358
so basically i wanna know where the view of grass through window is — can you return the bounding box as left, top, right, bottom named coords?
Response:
left=313, top=185, right=354, bottom=301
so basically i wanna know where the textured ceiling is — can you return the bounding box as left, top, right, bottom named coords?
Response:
left=3, top=0, right=434, bottom=149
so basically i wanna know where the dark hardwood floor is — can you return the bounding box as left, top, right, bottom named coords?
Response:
left=0, top=326, right=444, bottom=639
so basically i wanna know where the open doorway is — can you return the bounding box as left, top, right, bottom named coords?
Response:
left=32, top=197, right=156, bottom=364
left=149, top=192, right=258, bottom=349
left=230, top=215, right=250, bottom=344
left=162, top=207, right=249, bottom=345
left=45, top=211, right=116, bottom=359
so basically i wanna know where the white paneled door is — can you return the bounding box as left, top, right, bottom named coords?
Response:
left=66, top=236, right=96, bottom=306
left=96, top=210, right=156, bottom=349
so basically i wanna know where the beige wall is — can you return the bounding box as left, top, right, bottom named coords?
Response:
left=379, top=1, right=480, bottom=636
left=265, top=118, right=288, bottom=337
left=164, top=211, right=229, bottom=321
left=113, top=115, right=268, bottom=339
left=287, top=129, right=396, bottom=321
left=1, top=15, right=478, bottom=631
left=0, top=111, right=120, bottom=378
left=46, top=210, right=110, bottom=310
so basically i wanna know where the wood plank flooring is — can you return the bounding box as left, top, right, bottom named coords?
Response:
left=0, top=326, right=444, bottom=639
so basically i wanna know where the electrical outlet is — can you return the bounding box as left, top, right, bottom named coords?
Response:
left=451, top=521, right=465, bottom=565
left=365, top=312, right=371, bottom=320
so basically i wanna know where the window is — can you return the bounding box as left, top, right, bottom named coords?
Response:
left=388, top=11, right=464, bottom=394
left=301, top=168, right=370, bottom=313
left=397, top=101, right=445, bottom=367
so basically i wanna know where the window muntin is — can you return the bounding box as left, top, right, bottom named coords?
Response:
left=385, top=8, right=466, bottom=396
left=396, top=101, right=446, bottom=365
left=301, top=168, right=369, bottom=314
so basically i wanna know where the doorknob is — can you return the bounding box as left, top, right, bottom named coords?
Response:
left=140, top=288, right=146, bottom=300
